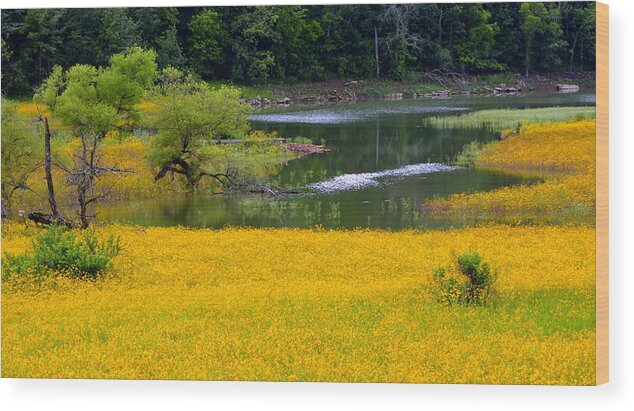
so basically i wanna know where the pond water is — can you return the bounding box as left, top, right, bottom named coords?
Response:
left=99, top=92, right=595, bottom=230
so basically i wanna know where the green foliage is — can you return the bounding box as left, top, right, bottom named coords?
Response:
left=99, top=8, right=141, bottom=59
left=231, top=7, right=281, bottom=84
left=146, top=69, right=252, bottom=187
left=453, top=141, right=482, bottom=168
left=287, top=136, right=313, bottom=145
left=2, top=3, right=597, bottom=96
left=519, top=2, right=567, bottom=75
left=0, top=99, right=43, bottom=206
left=428, top=106, right=596, bottom=130
left=433, top=251, right=498, bottom=306
left=129, top=7, right=183, bottom=69
left=271, top=6, right=324, bottom=80
left=3, top=225, right=120, bottom=280
left=36, top=47, right=157, bottom=134
left=2, top=253, right=38, bottom=281
left=188, top=9, right=227, bottom=79
left=455, top=7, right=505, bottom=73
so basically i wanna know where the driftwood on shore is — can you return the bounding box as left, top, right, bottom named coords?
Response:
left=557, top=84, right=580, bottom=93
left=26, top=212, right=79, bottom=229
left=285, top=143, right=330, bottom=155
left=210, top=138, right=329, bottom=156
left=249, top=187, right=300, bottom=195
left=212, top=138, right=288, bottom=145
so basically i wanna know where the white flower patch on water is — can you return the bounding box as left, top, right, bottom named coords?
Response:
left=250, top=106, right=467, bottom=124
left=309, top=163, right=457, bottom=193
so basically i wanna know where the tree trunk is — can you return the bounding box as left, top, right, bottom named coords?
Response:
left=525, top=39, right=530, bottom=77
left=43, top=117, right=60, bottom=219
left=437, top=8, right=443, bottom=44
left=579, top=35, right=585, bottom=71
left=569, top=24, right=586, bottom=73
left=79, top=191, right=89, bottom=229
left=374, top=25, right=380, bottom=80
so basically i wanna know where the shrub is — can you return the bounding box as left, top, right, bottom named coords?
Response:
left=454, top=141, right=482, bottom=167
left=2, top=253, right=38, bottom=280
left=2, top=225, right=120, bottom=280
left=432, top=251, right=498, bottom=306
left=288, top=136, right=313, bottom=145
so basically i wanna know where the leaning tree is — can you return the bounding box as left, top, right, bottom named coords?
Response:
left=146, top=67, right=252, bottom=189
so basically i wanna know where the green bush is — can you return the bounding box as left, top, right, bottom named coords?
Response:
left=288, top=136, right=313, bottom=145
left=453, top=141, right=482, bottom=167
left=432, top=251, right=498, bottom=306
left=2, top=252, right=38, bottom=280
left=2, top=225, right=120, bottom=280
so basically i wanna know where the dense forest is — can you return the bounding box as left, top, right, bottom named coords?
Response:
left=1, top=2, right=596, bottom=96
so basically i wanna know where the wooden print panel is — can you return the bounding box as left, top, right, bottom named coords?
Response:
left=596, top=1, right=609, bottom=385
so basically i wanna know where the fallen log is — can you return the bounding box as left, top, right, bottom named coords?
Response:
left=285, top=143, right=330, bottom=154
left=212, top=138, right=287, bottom=145
left=249, top=188, right=300, bottom=195
left=27, top=212, right=78, bottom=229
left=557, top=84, right=580, bottom=93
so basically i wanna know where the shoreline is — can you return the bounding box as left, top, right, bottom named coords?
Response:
left=244, top=72, right=597, bottom=107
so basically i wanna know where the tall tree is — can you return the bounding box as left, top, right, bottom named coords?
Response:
left=1, top=9, right=64, bottom=95
left=147, top=68, right=252, bottom=188
left=519, top=2, right=566, bottom=76
left=36, top=47, right=157, bottom=227
left=380, top=4, right=426, bottom=80
left=99, top=8, right=141, bottom=60
left=566, top=4, right=596, bottom=72
left=0, top=99, right=43, bottom=207
left=187, top=8, right=227, bottom=80
left=316, top=4, right=378, bottom=78
left=129, top=7, right=184, bottom=69
left=452, top=5, right=504, bottom=73
left=230, top=6, right=280, bottom=84
left=271, top=6, right=323, bottom=80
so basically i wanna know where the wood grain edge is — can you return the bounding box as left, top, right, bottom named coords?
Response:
left=595, top=1, right=609, bottom=386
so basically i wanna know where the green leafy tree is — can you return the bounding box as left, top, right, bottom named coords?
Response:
left=147, top=68, right=252, bottom=187
left=187, top=9, right=227, bottom=80
left=154, top=25, right=185, bottom=69
left=380, top=4, right=425, bottom=80
left=271, top=6, right=324, bottom=80
left=230, top=7, right=281, bottom=84
left=453, top=6, right=504, bottom=73
left=99, top=9, right=142, bottom=60
left=520, top=2, right=566, bottom=76
left=1, top=4, right=598, bottom=95
left=484, top=3, right=524, bottom=73
left=567, top=4, right=596, bottom=72
left=129, top=7, right=184, bottom=69
left=0, top=99, right=42, bottom=208
left=36, top=47, right=157, bottom=227
left=317, top=5, right=379, bottom=78
left=0, top=9, right=64, bottom=95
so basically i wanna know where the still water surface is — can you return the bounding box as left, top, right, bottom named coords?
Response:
left=99, top=92, right=595, bottom=229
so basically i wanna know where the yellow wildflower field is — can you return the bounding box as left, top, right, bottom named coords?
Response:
left=2, top=223, right=595, bottom=384
left=423, top=120, right=596, bottom=223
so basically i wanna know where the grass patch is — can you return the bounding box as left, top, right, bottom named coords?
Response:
left=453, top=141, right=484, bottom=167
left=427, top=106, right=596, bottom=130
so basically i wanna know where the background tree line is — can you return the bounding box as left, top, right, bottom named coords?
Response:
left=1, top=2, right=596, bottom=96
